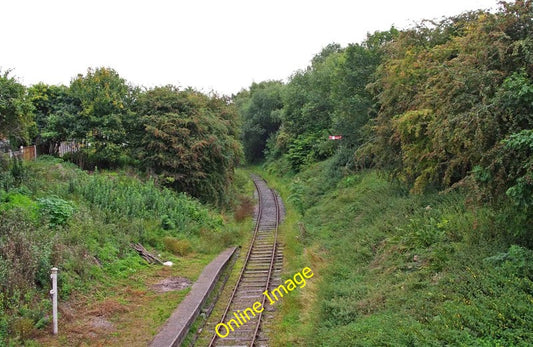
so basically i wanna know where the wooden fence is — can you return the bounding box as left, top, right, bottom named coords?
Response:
left=2, top=141, right=80, bottom=160
left=7, top=145, right=37, bottom=160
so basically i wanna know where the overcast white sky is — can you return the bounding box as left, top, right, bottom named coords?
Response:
left=2, top=0, right=500, bottom=95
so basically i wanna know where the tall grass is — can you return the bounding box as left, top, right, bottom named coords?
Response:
left=74, top=173, right=223, bottom=234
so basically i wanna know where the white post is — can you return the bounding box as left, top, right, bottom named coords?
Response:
left=50, top=267, right=58, bottom=335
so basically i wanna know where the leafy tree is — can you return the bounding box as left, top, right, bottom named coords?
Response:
left=0, top=71, right=34, bottom=145
left=270, top=34, right=394, bottom=172
left=501, top=130, right=533, bottom=211
left=28, top=83, right=80, bottom=154
left=135, top=86, right=242, bottom=205
left=330, top=31, right=395, bottom=170
left=69, top=67, right=135, bottom=168
left=282, top=47, right=338, bottom=139
left=277, top=45, right=341, bottom=170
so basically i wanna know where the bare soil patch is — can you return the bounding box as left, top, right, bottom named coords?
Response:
left=151, top=276, right=192, bottom=293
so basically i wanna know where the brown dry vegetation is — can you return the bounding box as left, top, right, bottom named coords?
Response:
left=233, top=195, right=255, bottom=222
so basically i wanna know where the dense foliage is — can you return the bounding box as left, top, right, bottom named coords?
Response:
left=235, top=81, right=283, bottom=163
left=68, top=68, right=135, bottom=168
left=134, top=86, right=242, bottom=205
left=237, top=33, right=396, bottom=172
left=0, top=71, right=34, bottom=145
left=237, top=1, right=532, bottom=237
left=371, top=2, right=533, bottom=196
left=1, top=67, right=242, bottom=206
left=28, top=83, right=80, bottom=155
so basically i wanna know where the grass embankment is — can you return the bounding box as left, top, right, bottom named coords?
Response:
left=258, top=161, right=532, bottom=346
left=0, top=156, right=250, bottom=346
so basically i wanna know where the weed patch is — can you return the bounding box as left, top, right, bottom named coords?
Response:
left=0, top=157, right=244, bottom=345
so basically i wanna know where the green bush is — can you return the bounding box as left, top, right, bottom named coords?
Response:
left=0, top=210, right=51, bottom=295
left=0, top=209, right=56, bottom=344
left=398, top=216, right=449, bottom=248
left=0, top=154, right=15, bottom=191
left=483, top=245, right=533, bottom=277
left=160, top=214, right=176, bottom=230
left=37, top=196, right=76, bottom=227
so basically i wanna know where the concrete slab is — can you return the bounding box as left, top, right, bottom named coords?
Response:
left=150, top=246, right=238, bottom=347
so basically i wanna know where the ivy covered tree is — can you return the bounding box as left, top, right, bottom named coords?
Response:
left=134, top=86, right=242, bottom=206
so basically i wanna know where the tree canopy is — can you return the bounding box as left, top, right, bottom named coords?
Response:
left=1, top=67, right=243, bottom=206
left=28, top=83, right=80, bottom=154
left=0, top=71, right=34, bottom=145
left=68, top=67, right=135, bottom=168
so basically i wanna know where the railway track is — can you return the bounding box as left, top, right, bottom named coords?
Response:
left=208, top=175, right=283, bottom=347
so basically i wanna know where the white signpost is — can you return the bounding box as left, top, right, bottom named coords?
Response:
left=50, top=267, right=58, bottom=335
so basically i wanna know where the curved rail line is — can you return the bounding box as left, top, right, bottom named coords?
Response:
left=208, top=175, right=282, bottom=347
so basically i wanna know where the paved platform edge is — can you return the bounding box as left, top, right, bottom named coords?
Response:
left=150, top=246, right=238, bottom=347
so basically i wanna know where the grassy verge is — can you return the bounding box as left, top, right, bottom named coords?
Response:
left=257, top=160, right=532, bottom=346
